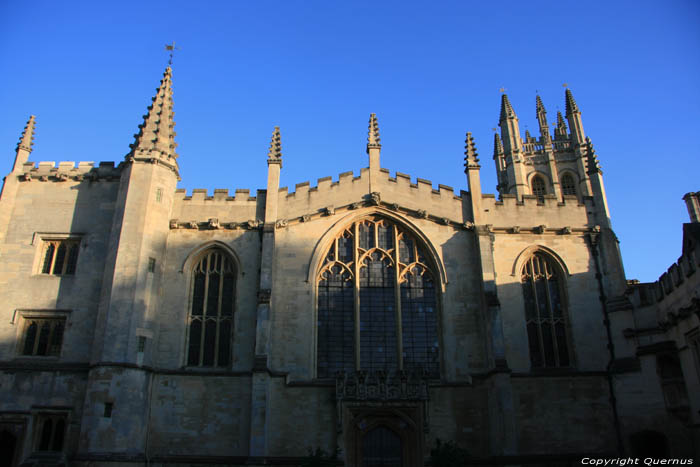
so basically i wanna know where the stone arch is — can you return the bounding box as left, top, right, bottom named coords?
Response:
left=179, top=240, right=243, bottom=278
left=511, top=245, right=570, bottom=277
left=306, top=207, right=447, bottom=291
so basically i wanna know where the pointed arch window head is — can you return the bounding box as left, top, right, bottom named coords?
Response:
left=317, top=216, right=439, bottom=378
left=560, top=173, right=577, bottom=197
left=521, top=252, right=571, bottom=368
left=531, top=175, right=546, bottom=201
left=186, top=249, right=235, bottom=367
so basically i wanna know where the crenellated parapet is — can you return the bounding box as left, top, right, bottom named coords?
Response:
left=17, top=160, right=123, bottom=182
left=279, top=167, right=463, bottom=226
left=171, top=187, right=263, bottom=228
left=479, top=192, right=593, bottom=231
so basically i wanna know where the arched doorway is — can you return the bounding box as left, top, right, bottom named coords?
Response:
left=0, top=430, right=17, bottom=466
left=362, top=425, right=402, bottom=467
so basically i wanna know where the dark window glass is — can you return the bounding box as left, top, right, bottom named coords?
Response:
left=521, top=253, right=571, bottom=368
left=41, top=240, right=80, bottom=275
left=531, top=176, right=546, bottom=200
left=186, top=250, right=235, bottom=367
left=317, top=217, right=440, bottom=378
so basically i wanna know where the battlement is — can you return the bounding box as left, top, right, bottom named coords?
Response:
left=175, top=187, right=261, bottom=203
left=480, top=193, right=593, bottom=229
left=18, top=160, right=122, bottom=182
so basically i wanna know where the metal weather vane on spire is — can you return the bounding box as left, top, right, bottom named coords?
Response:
left=165, top=42, right=179, bottom=66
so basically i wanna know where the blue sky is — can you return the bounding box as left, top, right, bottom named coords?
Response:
left=1, top=0, right=698, bottom=282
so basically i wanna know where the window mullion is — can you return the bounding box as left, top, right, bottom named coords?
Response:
left=200, top=260, right=210, bottom=366
left=393, top=226, right=403, bottom=371
left=49, top=242, right=58, bottom=274
left=214, top=268, right=224, bottom=367
left=543, top=265, right=560, bottom=366
left=353, top=222, right=361, bottom=371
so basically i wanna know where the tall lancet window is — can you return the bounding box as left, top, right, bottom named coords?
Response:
left=317, top=216, right=439, bottom=378
left=186, top=249, right=235, bottom=367
left=531, top=175, right=546, bottom=201
left=521, top=252, right=571, bottom=368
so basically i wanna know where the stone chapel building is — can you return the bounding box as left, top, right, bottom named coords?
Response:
left=0, top=67, right=698, bottom=466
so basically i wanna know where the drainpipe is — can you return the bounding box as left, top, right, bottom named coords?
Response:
left=588, top=229, right=625, bottom=455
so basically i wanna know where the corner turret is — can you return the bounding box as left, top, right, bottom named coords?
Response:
left=127, top=66, right=179, bottom=177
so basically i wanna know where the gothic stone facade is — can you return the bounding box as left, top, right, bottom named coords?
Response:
left=0, top=68, right=698, bottom=466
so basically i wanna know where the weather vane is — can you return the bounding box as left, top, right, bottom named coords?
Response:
left=499, top=87, right=507, bottom=93
left=165, top=42, right=180, bottom=66
left=562, top=83, right=568, bottom=88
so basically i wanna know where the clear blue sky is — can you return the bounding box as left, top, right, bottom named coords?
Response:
left=1, top=1, right=698, bottom=282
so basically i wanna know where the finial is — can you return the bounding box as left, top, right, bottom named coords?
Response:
left=493, top=132, right=503, bottom=158
left=499, top=94, right=517, bottom=121
left=367, top=113, right=381, bottom=153
left=525, top=129, right=532, bottom=140
left=585, top=136, right=601, bottom=173
left=128, top=66, right=178, bottom=161
left=267, top=126, right=282, bottom=165
left=17, top=115, right=36, bottom=152
left=565, top=88, right=580, bottom=115
left=165, top=42, right=179, bottom=66
left=464, top=132, right=479, bottom=171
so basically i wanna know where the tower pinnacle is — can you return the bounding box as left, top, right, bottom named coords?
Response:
left=493, top=132, right=503, bottom=158
left=555, top=111, right=568, bottom=140
left=499, top=94, right=517, bottom=121
left=367, top=113, right=381, bottom=153
left=267, top=126, right=282, bottom=166
left=128, top=66, right=178, bottom=163
left=464, top=132, right=479, bottom=172
left=17, top=115, right=36, bottom=153
left=565, top=88, right=580, bottom=115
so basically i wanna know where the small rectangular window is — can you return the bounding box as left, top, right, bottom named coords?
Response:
left=21, top=318, right=65, bottom=357
left=148, top=257, right=156, bottom=273
left=138, top=336, right=147, bottom=353
left=155, top=188, right=163, bottom=203
left=35, top=413, right=67, bottom=452
left=103, top=402, right=113, bottom=418
left=41, top=239, right=80, bottom=275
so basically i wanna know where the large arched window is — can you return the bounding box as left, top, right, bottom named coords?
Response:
left=186, top=249, right=235, bottom=367
left=521, top=252, right=570, bottom=368
left=317, top=216, right=439, bottom=378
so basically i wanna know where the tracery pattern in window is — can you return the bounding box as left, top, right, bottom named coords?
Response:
left=560, top=173, right=577, bottom=196
left=531, top=175, right=546, bottom=201
left=186, top=249, right=235, bottom=367
left=521, top=253, right=570, bottom=368
left=317, top=217, right=439, bottom=378
left=41, top=240, right=80, bottom=275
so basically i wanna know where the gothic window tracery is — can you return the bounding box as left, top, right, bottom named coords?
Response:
left=186, top=249, right=235, bottom=367
left=317, top=216, right=439, bottom=378
left=521, top=252, right=571, bottom=368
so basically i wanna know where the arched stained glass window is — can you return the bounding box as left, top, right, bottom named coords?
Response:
left=317, top=216, right=439, bottom=378
left=186, top=249, right=235, bottom=367
left=521, top=253, right=570, bottom=368
left=531, top=175, right=546, bottom=201
left=560, top=173, right=577, bottom=196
